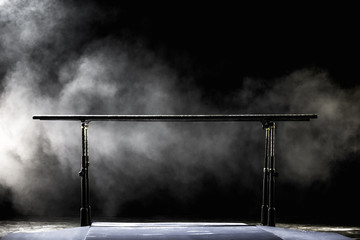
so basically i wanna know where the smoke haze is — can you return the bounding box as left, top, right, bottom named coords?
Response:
left=0, top=0, right=359, bottom=222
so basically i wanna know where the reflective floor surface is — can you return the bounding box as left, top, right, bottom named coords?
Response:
left=0, top=219, right=359, bottom=239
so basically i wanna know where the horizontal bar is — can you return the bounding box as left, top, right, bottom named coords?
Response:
left=33, top=114, right=317, bottom=122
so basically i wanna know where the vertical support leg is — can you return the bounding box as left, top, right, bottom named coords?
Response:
left=79, top=121, right=91, bottom=226
left=85, top=123, right=91, bottom=225
left=268, top=123, right=276, bottom=226
left=261, top=122, right=270, bottom=225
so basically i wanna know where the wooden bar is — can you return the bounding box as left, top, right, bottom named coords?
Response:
left=33, top=114, right=317, bottom=122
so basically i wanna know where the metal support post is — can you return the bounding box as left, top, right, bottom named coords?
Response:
left=261, top=120, right=271, bottom=225
left=268, top=123, right=276, bottom=226
left=79, top=121, right=91, bottom=226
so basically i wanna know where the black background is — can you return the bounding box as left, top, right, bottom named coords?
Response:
left=89, top=2, right=359, bottom=88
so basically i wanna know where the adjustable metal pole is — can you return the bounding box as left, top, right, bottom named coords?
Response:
left=261, top=121, right=271, bottom=225
left=268, top=123, right=276, bottom=226
left=79, top=121, right=91, bottom=226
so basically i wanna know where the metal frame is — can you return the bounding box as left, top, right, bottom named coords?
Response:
left=33, top=114, right=317, bottom=226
